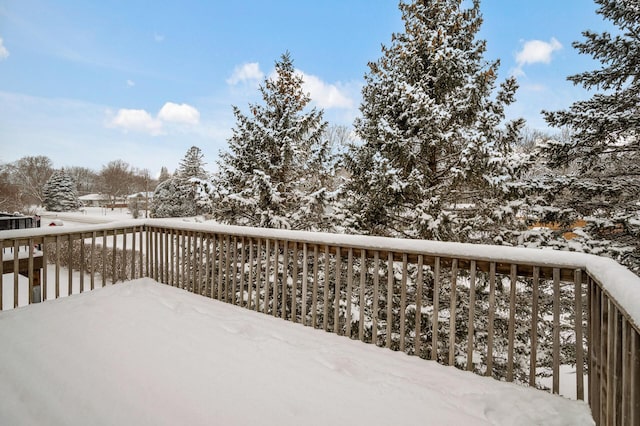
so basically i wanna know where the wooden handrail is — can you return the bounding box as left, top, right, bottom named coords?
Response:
left=0, top=221, right=638, bottom=424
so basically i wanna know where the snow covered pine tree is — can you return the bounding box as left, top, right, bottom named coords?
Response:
left=341, top=0, right=524, bottom=243
left=213, top=52, right=333, bottom=230
left=151, top=146, right=212, bottom=218
left=43, top=169, right=82, bottom=212
left=531, top=0, right=640, bottom=273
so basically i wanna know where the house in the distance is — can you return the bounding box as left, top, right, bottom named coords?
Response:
left=78, top=193, right=110, bottom=207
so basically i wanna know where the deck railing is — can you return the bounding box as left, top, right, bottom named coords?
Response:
left=1, top=220, right=638, bottom=425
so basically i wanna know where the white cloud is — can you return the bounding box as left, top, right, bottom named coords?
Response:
left=108, top=102, right=200, bottom=135
left=227, top=62, right=264, bottom=85
left=298, top=71, right=354, bottom=110
left=111, top=109, right=163, bottom=135
left=154, top=33, right=165, bottom=42
left=0, top=37, right=9, bottom=60
left=158, top=102, right=200, bottom=125
left=126, top=79, right=135, bottom=87
left=514, top=38, right=562, bottom=76
left=511, top=38, right=562, bottom=77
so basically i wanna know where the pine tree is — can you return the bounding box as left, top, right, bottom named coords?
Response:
left=150, top=178, right=196, bottom=218
left=177, top=146, right=208, bottom=181
left=158, top=166, right=172, bottom=183
left=531, top=0, right=640, bottom=272
left=151, top=146, right=212, bottom=218
left=43, top=169, right=81, bottom=212
left=341, top=0, right=523, bottom=242
left=213, top=52, right=332, bottom=230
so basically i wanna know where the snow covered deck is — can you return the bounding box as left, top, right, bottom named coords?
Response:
left=1, top=220, right=639, bottom=424
left=0, top=278, right=593, bottom=425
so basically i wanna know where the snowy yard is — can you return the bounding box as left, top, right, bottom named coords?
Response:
left=0, top=278, right=593, bottom=425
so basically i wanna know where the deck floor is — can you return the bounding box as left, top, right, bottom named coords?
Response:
left=0, top=278, right=593, bottom=425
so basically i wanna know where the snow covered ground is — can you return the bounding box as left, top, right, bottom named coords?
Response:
left=0, top=278, right=593, bottom=425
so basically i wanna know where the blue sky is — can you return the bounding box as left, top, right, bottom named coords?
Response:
left=0, top=0, right=614, bottom=176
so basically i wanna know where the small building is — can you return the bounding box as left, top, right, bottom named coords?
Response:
left=78, top=193, right=110, bottom=207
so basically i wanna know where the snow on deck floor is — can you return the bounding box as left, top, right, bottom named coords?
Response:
left=0, top=279, right=593, bottom=426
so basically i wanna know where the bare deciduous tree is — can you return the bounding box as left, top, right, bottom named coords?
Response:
left=9, top=155, right=54, bottom=206
left=100, top=160, right=134, bottom=208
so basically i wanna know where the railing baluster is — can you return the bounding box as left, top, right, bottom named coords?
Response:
left=574, top=269, right=584, bottom=400
left=372, top=251, right=380, bottom=346
left=224, top=235, right=231, bottom=302
left=323, top=245, right=329, bottom=331
left=591, top=281, right=601, bottom=425
left=247, top=238, right=254, bottom=307
left=507, top=264, right=517, bottom=382
left=272, top=239, right=279, bottom=316
left=202, top=233, right=211, bottom=296
left=358, top=250, right=366, bottom=342
left=293, top=242, right=300, bottom=324
left=56, top=235, right=62, bottom=298
left=600, top=292, right=608, bottom=423
left=90, top=232, right=95, bottom=290
left=552, top=268, right=560, bottom=393
left=310, top=243, right=319, bottom=328
left=630, top=328, right=639, bottom=425
left=467, top=260, right=476, bottom=371
left=28, top=237, right=34, bottom=303
left=621, top=318, right=629, bottom=424
left=140, top=227, right=145, bottom=279
left=264, top=239, right=271, bottom=315
left=131, top=227, right=137, bottom=280
left=346, top=248, right=353, bottom=338
left=172, top=230, right=178, bottom=288
left=121, top=229, right=127, bottom=282
left=144, top=226, right=153, bottom=278
left=162, top=229, right=166, bottom=284
left=311, top=245, right=319, bottom=328
left=334, top=246, right=342, bottom=334
left=240, top=237, right=246, bottom=306
left=431, top=257, right=440, bottom=361
left=68, top=234, right=74, bottom=294
left=13, top=239, right=19, bottom=307
left=386, top=251, right=393, bottom=349
left=606, top=301, right=615, bottom=424
left=254, top=238, right=261, bottom=311
left=42, top=237, right=48, bottom=301
left=588, top=277, right=595, bottom=414
left=611, top=304, right=621, bottom=422
left=400, top=253, right=407, bottom=352
left=79, top=234, right=85, bottom=293
left=181, top=231, right=187, bottom=290
left=448, top=259, right=458, bottom=366
left=112, top=231, right=117, bottom=284
left=151, top=229, right=162, bottom=281
left=231, top=236, right=238, bottom=304
left=530, top=266, right=539, bottom=387
left=0, top=239, right=4, bottom=310
left=415, top=254, right=424, bottom=356
left=486, top=262, right=496, bottom=377
left=280, top=240, right=288, bottom=319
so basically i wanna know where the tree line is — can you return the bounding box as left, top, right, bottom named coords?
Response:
left=0, top=157, right=165, bottom=215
